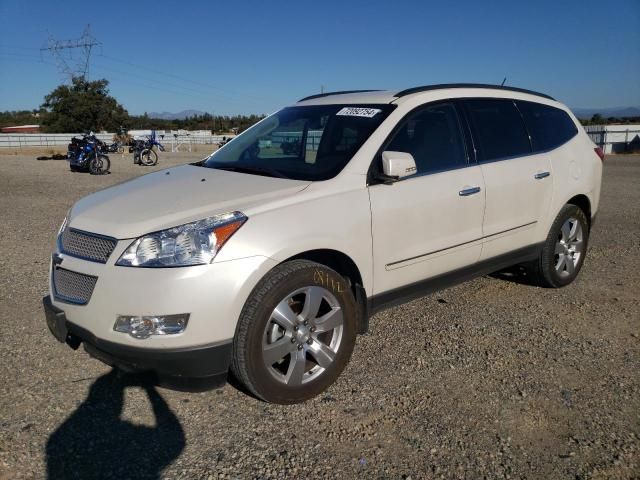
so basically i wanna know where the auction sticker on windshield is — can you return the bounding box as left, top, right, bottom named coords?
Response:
left=336, top=107, right=382, bottom=118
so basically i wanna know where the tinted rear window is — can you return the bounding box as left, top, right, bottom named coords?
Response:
left=465, top=99, right=531, bottom=161
left=517, top=101, right=578, bottom=152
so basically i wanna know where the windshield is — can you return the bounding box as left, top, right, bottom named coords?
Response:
left=202, top=104, right=394, bottom=181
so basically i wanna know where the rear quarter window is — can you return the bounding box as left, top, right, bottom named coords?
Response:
left=516, top=101, right=578, bottom=152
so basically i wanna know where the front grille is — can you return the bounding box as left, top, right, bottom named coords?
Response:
left=59, top=227, right=117, bottom=263
left=52, top=267, right=98, bottom=305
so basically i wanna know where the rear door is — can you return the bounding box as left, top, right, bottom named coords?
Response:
left=463, top=98, right=553, bottom=260
left=369, top=102, right=485, bottom=295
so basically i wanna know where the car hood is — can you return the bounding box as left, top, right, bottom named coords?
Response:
left=68, top=165, right=310, bottom=239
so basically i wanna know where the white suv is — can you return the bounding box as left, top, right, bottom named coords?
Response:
left=44, top=84, right=603, bottom=403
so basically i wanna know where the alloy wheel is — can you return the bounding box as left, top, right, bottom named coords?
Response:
left=262, top=286, right=344, bottom=386
left=554, top=216, right=584, bottom=278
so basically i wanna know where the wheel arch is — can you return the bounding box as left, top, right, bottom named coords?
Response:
left=566, top=194, right=592, bottom=228
left=281, top=249, right=369, bottom=334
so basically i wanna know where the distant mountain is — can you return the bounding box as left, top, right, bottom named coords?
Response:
left=146, top=110, right=207, bottom=120
left=571, top=106, right=640, bottom=119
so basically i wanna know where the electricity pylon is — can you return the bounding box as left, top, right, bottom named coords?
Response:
left=41, top=25, right=101, bottom=81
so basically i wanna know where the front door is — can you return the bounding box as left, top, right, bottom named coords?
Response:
left=368, top=102, right=485, bottom=295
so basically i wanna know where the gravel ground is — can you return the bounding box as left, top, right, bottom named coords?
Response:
left=0, top=152, right=638, bottom=479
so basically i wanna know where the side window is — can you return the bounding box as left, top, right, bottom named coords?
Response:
left=517, top=101, right=578, bottom=152
left=385, top=103, right=467, bottom=175
left=465, top=99, right=531, bottom=161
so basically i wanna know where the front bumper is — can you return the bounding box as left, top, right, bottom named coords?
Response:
left=44, top=295, right=232, bottom=390
left=46, top=244, right=277, bottom=389
left=48, top=250, right=276, bottom=349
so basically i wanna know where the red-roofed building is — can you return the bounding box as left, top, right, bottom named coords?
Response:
left=1, top=125, right=41, bottom=133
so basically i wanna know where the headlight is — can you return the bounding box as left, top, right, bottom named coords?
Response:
left=116, top=211, right=247, bottom=267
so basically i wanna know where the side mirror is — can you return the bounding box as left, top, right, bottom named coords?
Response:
left=381, top=151, right=417, bottom=181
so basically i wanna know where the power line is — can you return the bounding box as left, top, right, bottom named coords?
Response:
left=0, top=53, right=55, bottom=66
left=98, top=53, right=268, bottom=104
left=92, top=61, right=270, bottom=111
left=0, top=52, right=43, bottom=59
left=92, top=67, right=270, bottom=114
left=0, top=44, right=41, bottom=50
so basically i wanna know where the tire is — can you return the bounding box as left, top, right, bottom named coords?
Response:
left=231, top=260, right=358, bottom=404
left=89, top=154, right=110, bottom=175
left=530, top=204, right=589, bottom=288
left=117, top=145, right=125, bottom=154
left=140, top=148, right=158, bottom=166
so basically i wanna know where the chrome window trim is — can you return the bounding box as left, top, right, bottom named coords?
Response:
left=386, top=221, right=537, bottom=267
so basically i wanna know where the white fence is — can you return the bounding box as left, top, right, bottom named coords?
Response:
left=0, top=133, right=113, bottom=148
left=584, top=125, right=640, bottom=154
left=0, top=132, right=235, bottom=149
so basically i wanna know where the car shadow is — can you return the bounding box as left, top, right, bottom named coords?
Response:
left=46, top=369, right=185, bottom=480
left=488, top=265, right=539, bottom=287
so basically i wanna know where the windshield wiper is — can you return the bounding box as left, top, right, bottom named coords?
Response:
left=212, top=165, right=290, bottom=179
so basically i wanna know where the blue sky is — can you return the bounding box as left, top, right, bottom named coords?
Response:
left=1, top=0, right=638, bottom=115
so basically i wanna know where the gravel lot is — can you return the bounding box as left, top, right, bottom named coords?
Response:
left=0, top=152, right=638, bottom=479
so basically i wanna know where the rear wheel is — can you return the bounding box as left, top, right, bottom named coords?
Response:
left=231, top=260, right=358, bottom=404
left=530, top=204, right=589, bottom=287
left=140, top=148, right=158, bottom=166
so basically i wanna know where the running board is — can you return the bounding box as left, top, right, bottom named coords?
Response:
left=368, top=244, right=543, bottom=316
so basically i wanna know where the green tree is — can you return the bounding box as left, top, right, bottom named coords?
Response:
left=40, top=77, right=129, bottom=133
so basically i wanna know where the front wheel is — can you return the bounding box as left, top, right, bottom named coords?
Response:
left=140, top=148, right=158, bottom=166
left=530, top=204, right=589, bottom=288
left=231, top=260, right=358, bottom=404
left=89, top=154, right=110, bottom=175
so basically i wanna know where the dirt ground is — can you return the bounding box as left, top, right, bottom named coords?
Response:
left=0, top=152, right=638, bottom=479
left=0, top=143, right=217, bottom=157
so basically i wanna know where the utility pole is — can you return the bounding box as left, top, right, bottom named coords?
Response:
left=41, top=25, right=101, bottom=81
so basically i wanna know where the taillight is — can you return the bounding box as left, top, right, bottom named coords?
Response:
left=594, top=147, right=605, bottom=162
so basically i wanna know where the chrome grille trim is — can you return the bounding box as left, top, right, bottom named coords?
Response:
left=52, top=267, right=98, bottom=305
left=59, top=227, right=117, bottom=264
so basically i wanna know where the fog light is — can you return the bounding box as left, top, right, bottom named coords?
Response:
left=114, top=314, right=189, bottom=339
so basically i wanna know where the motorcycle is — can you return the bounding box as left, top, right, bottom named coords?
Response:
left=132, top=136, right=165, bottom=166
left=105, top=141, right=125, bottom=154
left=280, top=138, right=301, bottom=155
left=67, top=133, right=111, bottom=175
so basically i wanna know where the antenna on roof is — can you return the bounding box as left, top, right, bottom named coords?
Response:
left=501, top=77, right=507, bottom=86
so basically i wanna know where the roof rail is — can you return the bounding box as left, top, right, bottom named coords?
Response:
left=394, top=84, right=555, bottom=101
left=298, top=89, right=381, bottom=102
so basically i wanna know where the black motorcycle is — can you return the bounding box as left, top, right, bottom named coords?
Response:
left=67, top=134, right=111, bottom=174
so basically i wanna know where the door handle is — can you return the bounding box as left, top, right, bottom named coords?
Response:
left=458, top=186, right=481, bottom=196
left=534, top=171, right=551, bottom=180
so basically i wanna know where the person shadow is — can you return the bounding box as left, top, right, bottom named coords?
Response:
left=46, top=369, right=185, bottom=480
